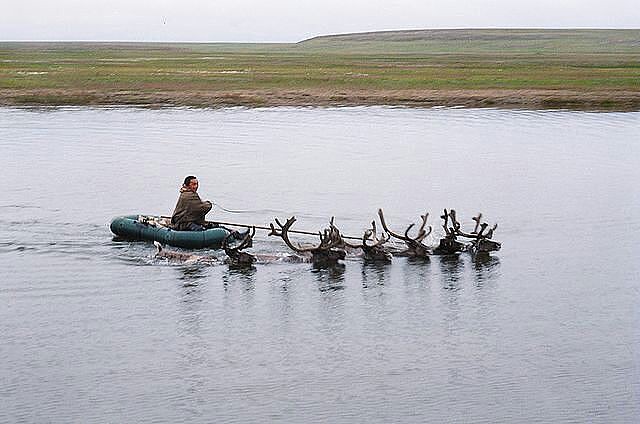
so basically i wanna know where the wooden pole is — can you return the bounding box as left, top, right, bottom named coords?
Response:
left=207, top=220, right=363, bottom=241
left=160, top=216, right=362, bottom=240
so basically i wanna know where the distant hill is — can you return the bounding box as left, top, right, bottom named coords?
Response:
left=299, top=29, right=640, bottom=54
left=302, top=29, right=640, bottom=43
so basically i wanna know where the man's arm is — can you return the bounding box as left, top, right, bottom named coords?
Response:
left=190, top=192, right=212, bottom=215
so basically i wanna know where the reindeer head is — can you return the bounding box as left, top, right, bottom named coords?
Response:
left=342, top=221, right=392, bottom=262
left=269, top=216, right=346, bottom=267
left=222, top=227, right=256, bottom=267
left=432, top=209, right=466, bottom=255
left=474, top=238, right=502, bottom=254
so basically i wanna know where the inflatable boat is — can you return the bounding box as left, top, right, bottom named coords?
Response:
left=110, top=215, right=230, bottom=249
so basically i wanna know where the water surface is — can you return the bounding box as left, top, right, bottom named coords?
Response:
left=1, top=106, right=638, bottom=423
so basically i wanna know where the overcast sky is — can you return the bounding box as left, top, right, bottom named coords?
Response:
left=2, top=0, right=639, bottom=42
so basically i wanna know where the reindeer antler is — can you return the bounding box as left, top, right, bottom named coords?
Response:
left=270, top=216, right=342, bottom=253
left=366, top=221, right=391, bottom=248
left=378, top=208, right=431, bottom=257
left=222, top=227, right=256, bottom=266
left=404, top=212, right=432, bottom=242
left=449, top=210, right=498, bottom=240
left=472, top=213, right=483, bottom=234
left=441, top=209, right=458, bottom=237
left=269, top=217, right=306, bottom=253
left=222, top=227, right=255, bottom=252
left=379, top=209, right=431, bottom=244
left=443, top=210, right=501, bottom=255
left=342, top=221, right=389, bottom=249
left=340, top=220, right=392, bottom=262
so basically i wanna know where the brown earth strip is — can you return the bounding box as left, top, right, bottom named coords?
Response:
left=2, top=88, right=639, bottom=111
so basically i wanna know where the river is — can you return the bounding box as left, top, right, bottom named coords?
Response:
left=1, top=106, right=638, bottom=423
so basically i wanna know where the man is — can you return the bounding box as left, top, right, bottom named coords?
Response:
left=171, top=176, right=212, bottom=231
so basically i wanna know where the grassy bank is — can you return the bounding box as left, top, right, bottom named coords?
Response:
left=1, top=29, right=639, bottom=110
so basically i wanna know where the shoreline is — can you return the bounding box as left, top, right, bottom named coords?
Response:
left=2, top=88, right=640, bottom=112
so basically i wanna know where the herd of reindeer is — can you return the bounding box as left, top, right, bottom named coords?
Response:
left=155, top=208, right=501, bottom=267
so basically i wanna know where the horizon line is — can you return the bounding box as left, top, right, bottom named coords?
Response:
left=2, top=27, right=639, bottom=44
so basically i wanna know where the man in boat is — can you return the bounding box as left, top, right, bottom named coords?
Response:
left=171, top=176, right=212, bottom=231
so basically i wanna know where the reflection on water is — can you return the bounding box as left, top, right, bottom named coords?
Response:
left=402, top=256, right=432, bottom=287
left=437, top=254, right=465, bottom=291
left=472, top=255, right=501, bottom=286
left=178, top=280, right=206, bottom=332
left=312, top=264, right=346, bottom=292
left=226, top=264, right=258, bottom=279
left=177, top=265, right=209, bottom=285
left=1, top=106, right=638, bottom=423
left=222, top=266, right=257, bottom=291
left=360, top=261, right=389, bottom=288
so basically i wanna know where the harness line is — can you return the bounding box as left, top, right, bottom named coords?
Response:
left=159, top=215, right=363, bottom=241
left=207, top=220, right=363, bottom=241
left=212, top=202, right=252, bottom=214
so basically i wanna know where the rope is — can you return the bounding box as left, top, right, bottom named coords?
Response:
left=163, top=199, right=365, bottom=240
left=208, top=220, right=362, bottom=241
left=212, top=202, right=253, bottom=214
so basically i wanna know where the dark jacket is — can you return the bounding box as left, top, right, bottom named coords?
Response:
left=171, top=187, right=212, bottom=231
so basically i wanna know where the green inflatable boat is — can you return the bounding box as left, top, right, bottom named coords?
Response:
left=110, top=214, right=230, bottom=249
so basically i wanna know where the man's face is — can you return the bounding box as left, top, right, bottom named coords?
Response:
left=188, top=179, right=199, bottom=192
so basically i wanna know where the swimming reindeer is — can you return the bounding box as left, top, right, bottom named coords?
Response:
left=152, top=210, right=500, bottom=267
left=340, top=220, right=392, bottom=262
left=432, top=209, right=466, bottom=255
left=377, top=208, right=432, bottom=258
left=154, top=241, right=217, bottom=264
left=377, top=208, right=501, bottom=257
left=154, top=227, right=257, bottom=267
left=222, top=227, right=257, bottom=266
left=155, top=228, right=307, bottom=267
left=269, top=216, right=346, bottom=267
left=446, top=210, right=501, bottom=256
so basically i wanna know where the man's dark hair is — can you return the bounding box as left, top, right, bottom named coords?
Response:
left=183, top=175, right=197, bottom=186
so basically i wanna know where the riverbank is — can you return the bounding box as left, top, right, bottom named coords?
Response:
left=2, top=30, right=639, bottom=111
left=3, top=88, right=639, bottom=111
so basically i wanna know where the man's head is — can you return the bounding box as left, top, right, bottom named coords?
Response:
left=183, top=175, right=199, bottom=192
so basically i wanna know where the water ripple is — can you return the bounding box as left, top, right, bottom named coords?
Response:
left=1, top=106, right=638, bottom=423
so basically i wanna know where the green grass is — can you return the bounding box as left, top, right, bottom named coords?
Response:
left=1, top=29, right=639, bottom=107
